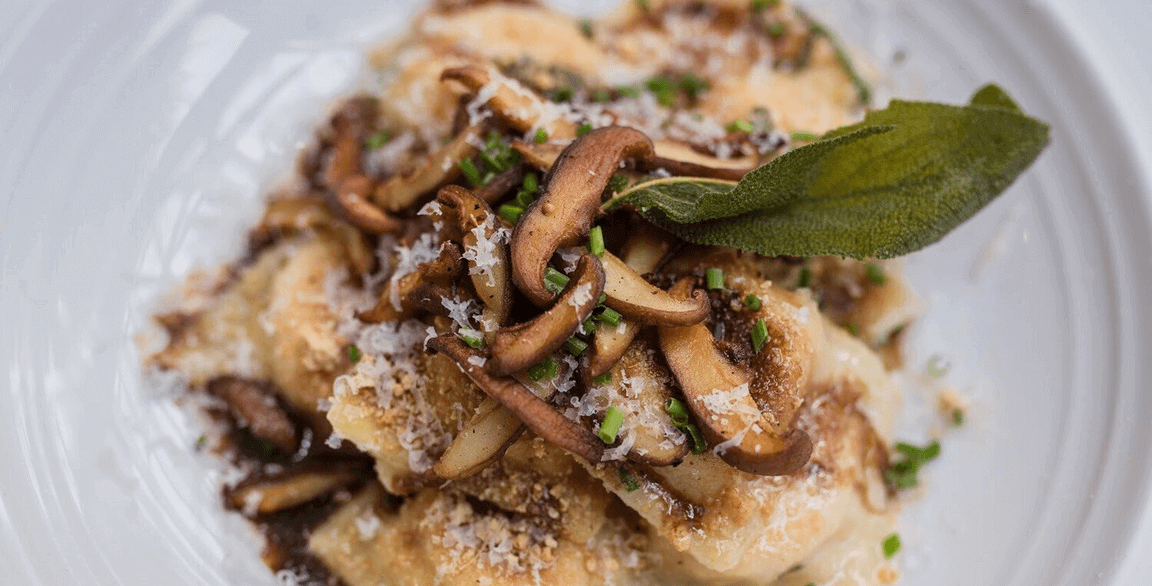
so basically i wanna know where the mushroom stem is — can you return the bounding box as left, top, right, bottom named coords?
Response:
left=433, top=397, right=525, bottom=479
left=428, top=335, right=605, bottom=463
left=370, top=124, right=484, bottom=212
left=511, top=127, right=654, bottom=307
left=441, top=66, right=578, bottom=139
left=489, top=254, right=605, bottom=376
left=437, top=185, right=514, bottom=325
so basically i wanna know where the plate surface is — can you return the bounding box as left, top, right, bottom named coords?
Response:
left=1, top=1, right=1150, bottom=585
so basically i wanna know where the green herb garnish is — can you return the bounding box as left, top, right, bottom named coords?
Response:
left=592, top=372, right=613, bottom=385
left=751, top=319, right=768, bottom=352
left=743, top=294, right=762, bottom=311
left=533, top=128, right=549, bottom=143
left=678, top=73, right=709, bottom=98
left=599, top=406, right=625, bottom=443
left=544, top=267, right=570, bottom=294
left=882, top=533, right=901, bottom=558
left=606, top=85, right=1049, bottom=260
left=705, top=267, right=724, bottom=290
left=865, top=262, right=887, bottom=285
left=619, top=467, right=641, bottom=491
left=952, top=409, right=965, bottom=427
left=596, top=307, right=623, bottom=327
left=528, top=356, right=559, bottom=382
left=564, top=337, right=589, bottom=356
left=498, top=204, right=525, bottom=225
left=578, top=19, right=594, bottom=39
left=195, top=434, right=208, bottom=449
left=589, top=226, right=605, bottom=257
left=797, top=266, right=812, bottom=288
left=617, top=86, right=641, bottom=99
left=348, top=344, right=362, bottom=363
left=664, top=398, right=708, bottom=454
left=726, top=119, right=755, bottom=133
left=884, top=440, right=941, bottom=490
left=459, top=329, right=484, bottom=349
left=364, top=130, right=390, bottom=150
left=458, top=158, right=482, bottom=187
left=577, top=122, right=594, bottom=136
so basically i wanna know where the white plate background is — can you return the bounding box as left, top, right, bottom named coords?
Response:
left=1, top=1, right=1150, bottom=585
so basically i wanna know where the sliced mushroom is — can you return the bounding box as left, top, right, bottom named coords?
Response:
left=328, top=175, right=404, bottom=234
left=433, top=397, right=525, bottom=479
left=207, top=376, right=298, bottom=454
left=405, top=282, right=458, bottom=317
left=357, top=242, right=461, bottom=324
left=595, top=337, right=690, bottom=466
left=645, top=140, right=759, bottom=181
left=226, top=466, right=365, bottom=516
left=601, top=251, right=709, bottom=326
left=249, top=196, right=375, bottom=277
left=429, top=335, right=604, bottom=463
left=657, top=279, right=813, bottom=476
left=585, top=227, right=675, bottom=379
left=437, top=185, right=513, bottom=324
left=441, top=65, right=578, bottom=139
left=511, top=127, right=654, bottom=306
left=489, top=254, right=605, bottom=376
left=370, top=124, right=484, bottom=212
left=510, top=139, right=565, bottom=171
left=475, top=162, right=529, bottom=204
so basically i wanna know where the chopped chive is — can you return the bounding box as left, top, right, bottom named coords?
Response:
left=528, top=356, right=559, bottom=382
left=766, top=22, right=785, bottom=38
left=498, top=204, right=525, bottom=225
left=616, top=86, right=641, bottom=99
left=596, top=307, right=623, bottom=327
left=797, top=266, right=812, bottom=288
left=846, top=322, right=858, bottom=337
left=564, top=337, right=589, bottom=356
left=952, top=409, right=965, bottom=427
left=591, top=88, right=612, bottom=103
left=896, top=440, right=941, bottom=462
left=686, top=424, right=707, bottom=454
left=664, top=398, right=690, bottom=425
left=514, top=189, right=535, bottom=208
left=599, top=292, right=607, bottom=304
left=458, top=158, right=482, bottom=187
left=195, top=434, right=208, bottom=449
left=599, top=406, right=625, bottom=443
left=618, top=467, right=640, bottom=491
left=885, top=440, right=941, bottom=490
left=548, top=86, right=574, bottom=102
left=725, top=119, right=755, bottom=133
left=645, top=77, right=676, bottom=107
left=790, top=130, right=819, bottom=142
left=589, top=226, right=605, bottom=257
left=882, top=534, right=901, bottom=558
left=348, top=344, right=362, bottom=363
left=481, top=170, right=496, bottom=185
left=635, top=0, right=649, bottom=12
left=533, top=128, right=549, bottom=144
left=544, top=267, right=570, bottom=294
left=522, top=173, right=539, bottom=193
left=926, top=355, right=950, bottom=377
left=743, top=294, right=762, bottom=311
left=364, top=130, right=390, bottom=150
left=592, top=372, right=612, bottom=385
left=479, top=149, right=504, bottom=173
left=581, top=317, right=597, bottom=335
left=577, top=122, right=594, bottom=136
left=578, top=19, right=594, bottom=39
left=865, top=262, right=887, bottom=285
left=678, top=73, right=709, bottom=97
left=705, top=267, right=724, bottom=290
left=751, top=0, right=778, bottom=11
left=751, top=319, right=769, bottom=353
left=459, top=329, right=484, bottom=349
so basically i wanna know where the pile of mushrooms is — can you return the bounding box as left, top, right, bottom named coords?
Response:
left=335, top=68, right=815, bottom=480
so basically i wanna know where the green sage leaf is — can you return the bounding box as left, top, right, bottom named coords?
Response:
left=615, top=84, right=1049, bottom=259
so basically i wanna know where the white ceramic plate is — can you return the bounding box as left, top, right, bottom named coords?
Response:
left=2, top=1, right=1150, bottom=584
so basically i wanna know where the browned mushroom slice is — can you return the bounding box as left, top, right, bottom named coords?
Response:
left=428, top=335, right=604, bottom=463
left=593, top=338, right=689, bottom=466
left=510, top=139, right=565, bottom=171
left=327, top=175, right=404, bottom=234
left=511, top=127, right=654, bottom=306
left=437, top=185, right=513, bottom=324
left=356, top=242, right=463, bottom=324
left=601, top=251, right=709, bottom=326
left=645, top=140, right=759, bottom=181
left=370, top=124, right=484, bottom=212
left=586, top=228, right=675, bottom=379
left=489, top=254, right=605, bottom=376
left=657, top=280, right=813, bottom=476
left=249, top=196, right=376, bottom=278
left=432, top=397, right=525, bottom=479
left=207, top=376, right=298, bottom=454
left=475, top=163, right=529, bottom=204
left=440, top=65, right=578, bottom=139
left=226, top=466, right=365, bottom=516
